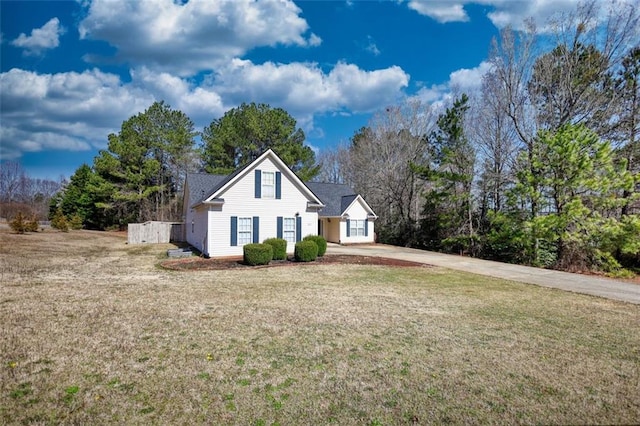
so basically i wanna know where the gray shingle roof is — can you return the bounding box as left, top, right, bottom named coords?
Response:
left=187, top=172, right=365, bottom=218
left=185, top=173, right=227, bottom=208
left=306, top=182, right=358, bottom=217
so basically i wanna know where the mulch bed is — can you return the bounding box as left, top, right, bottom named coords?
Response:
left=161, top=254, right=429, bottom=271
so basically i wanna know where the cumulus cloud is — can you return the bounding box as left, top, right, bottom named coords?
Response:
left=78, top=0, right=319, bottom=76
left=407, top=0, right=583, bottom=31
left=407, top=1, right=469, bottom=23
left=1, top=59, right=410, bottom=160
left=449, top=61, right=493, bottom=92
left=413, top=61, right=493, bottom=108
left=11, top=17, right=65, bottom=56
left=0, top=68, right=152, bottom=160
left=210, top=59, right=409, bottom=116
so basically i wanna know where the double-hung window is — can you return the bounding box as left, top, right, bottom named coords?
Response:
left=283, top=217, right=296, bottom=243
left=262, top=171, right=275, bottom=199
left=350, top=219, right=365, bottom=237
left=238, top=217, right=252, bottom=245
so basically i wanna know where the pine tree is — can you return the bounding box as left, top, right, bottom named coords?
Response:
left=9, top=212, right=27, bottom=234
left=202, top=103, right=319, bottom=180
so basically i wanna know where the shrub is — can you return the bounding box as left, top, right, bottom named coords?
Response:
left=243, top=243, right=273, bottom=266
left=9, top=212, right=27, bottom=234
left=26, top=215, right=39, bottom=232
left=70, top=214, right=83, bottom=230
left=51, top=208, right=69, bottom=232
left=303, top=235, right=327, bottom=256
left=264, top=238, right=287, bottom=260
left=294, top=240, right=318, bottom=262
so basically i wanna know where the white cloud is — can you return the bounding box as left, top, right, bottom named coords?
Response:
left=407, top=0, right=585, bottom=31
left=78, top=0, right=319, bottom=76
left=0, top=68, right=153, bottom=160
left=413, top=61, right=493, bottom=108
left=211, top=59, right=409, bottom=116
left=449, top=61, right=494, bottom=92
left=1, top=59, right=410, bottom=160
left=366, top=36, right=381, bottom=56
left=130, top=67, right=226, bottom=124
left=407, top=1, right=469, bottom=23
left=308, top=33, right=323, bottom=47
left=11, top=17, right=65, bottom=56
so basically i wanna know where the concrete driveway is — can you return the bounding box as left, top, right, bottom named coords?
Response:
left=327, top=244, right=640, bottom=305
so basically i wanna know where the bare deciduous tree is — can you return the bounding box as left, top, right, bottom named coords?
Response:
left=346, top=100, right=436, bottom=245
left=316, top=143, right=351, bottom=185
left=469, top=71, right=519, bottom=214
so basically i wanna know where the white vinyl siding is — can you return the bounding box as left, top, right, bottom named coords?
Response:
left=339, top=196, right=375, bottom=244
left=204, top=155, right=320, bottom=257
left=238, top=217, right=252, bottom=245
left=262, top=171, right=275, bottom=199
left=283, top=217, right=296, bottom=243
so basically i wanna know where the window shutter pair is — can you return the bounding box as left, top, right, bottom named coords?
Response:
left=230, top=216, right=259, bottom=246
left=277, top=216, right=301, bottom=241
left=254, top=170, right=281, bottom=199
left=345, top=219, right=368, bottom=237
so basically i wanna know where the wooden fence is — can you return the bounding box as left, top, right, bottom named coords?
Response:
left=127, top=221, right=184, bottom=244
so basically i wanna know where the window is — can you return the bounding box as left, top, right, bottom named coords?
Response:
left=262, top=171, right=275, bottom=198
left=283, top=217, right=296, bottom=243
left=238, top=217, right=252, bottom=245
left=350, top=219, right=365, bottom=237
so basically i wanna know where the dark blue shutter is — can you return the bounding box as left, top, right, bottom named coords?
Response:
left=254, top=170, right=261, bottom=198
left=346, top=219, right=351, bottom=237
left=230, top=216, right=238, bottom=246
left=275, top=171, right=282, bottom=199
left=365, top=219, right=369, bottom=237
left=277, top=217, right=283, bottom=239
left=253, top=216, right=259, bottom=243
left=296, top=216, right=302, bottom=242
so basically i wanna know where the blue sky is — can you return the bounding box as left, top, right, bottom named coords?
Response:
left=1, top=0, right=586, bottom=180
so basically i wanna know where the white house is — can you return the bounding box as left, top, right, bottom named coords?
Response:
left=305, top=182, right=377, bottom=245
left=183, top=149, right=376, bottom=258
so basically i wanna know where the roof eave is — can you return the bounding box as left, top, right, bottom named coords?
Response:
left=191, top=198, right=225, bottom=209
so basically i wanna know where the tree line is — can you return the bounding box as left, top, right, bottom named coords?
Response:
left=48, top=101, right=317, bottom=230
left=0, top=161, right=61, bottom=222
left=316, top=1, right=639, bottom=275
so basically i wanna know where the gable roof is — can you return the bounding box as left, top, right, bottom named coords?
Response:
left=188, top=149, right=324, bottom=208
left=305, top=182, right=376, bottom=218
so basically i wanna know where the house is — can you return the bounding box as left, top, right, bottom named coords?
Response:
left=306, top=182, right=377, bottom=245
left=183, top=149, right=376, bottom=258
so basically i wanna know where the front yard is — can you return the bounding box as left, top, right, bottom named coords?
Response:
left=1, top=230, right=638, bottom=424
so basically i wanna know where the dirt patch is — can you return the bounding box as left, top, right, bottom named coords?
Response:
left=161, top=254, right=429, bottom=271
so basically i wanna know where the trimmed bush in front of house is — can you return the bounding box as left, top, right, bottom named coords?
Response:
left=263, top=238, right=287, bottom=261
left=294, top=240, right=318, bottom=262
left=243, top=243, right=273, bottom=266
left=303, top=235, right=327, bottom=256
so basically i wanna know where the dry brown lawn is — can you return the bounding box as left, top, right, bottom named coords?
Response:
left=1, top=230, right=639, bottom=425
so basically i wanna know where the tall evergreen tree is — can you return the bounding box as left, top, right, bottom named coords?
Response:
left=201, top=103, right=319, bottom=180
left=93, top=101, right=196, bottom=223
left=512, top=124, right=634, bottom=269
left=416, top=94, right=476, bottom=254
